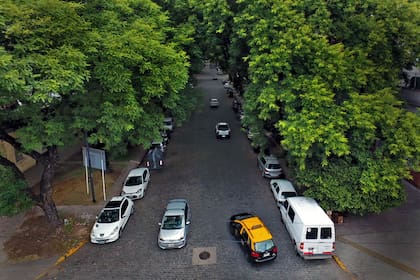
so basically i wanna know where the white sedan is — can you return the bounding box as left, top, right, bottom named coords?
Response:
left=121, top=167, right=150, bottom=199
left=270, top=179, right=297, bottom=207
left=90, top=196, right=134, bottom=244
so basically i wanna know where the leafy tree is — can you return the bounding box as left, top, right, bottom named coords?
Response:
left=0, top=164, right=33, bottom=216
left=0, top=0, right=92, bottom=227
left=75, top=0, right=190, bottom=156
left=223, top=0, right=420, bottom=214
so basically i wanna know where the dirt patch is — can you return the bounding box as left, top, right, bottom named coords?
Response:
left=4, top=162, right=128, bottom=262
left=52, top=164, right=124, bottom=205
left=4, top=213, right=89, bottom=262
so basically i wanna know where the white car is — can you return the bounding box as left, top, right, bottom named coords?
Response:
left=121, top=168, right=150, bottom=199
left=215, top=122, right=231, bottom=139
left=209, top=98, right=219, bottom=108
left=163, top=117, right=174, bottom=132
left=270, top=179, right=297, bottom=207
left=90, top=196, right=134, bottom=244
left=158, top=199, right=191, bottom=249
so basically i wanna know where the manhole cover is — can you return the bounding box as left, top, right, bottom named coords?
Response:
left=199, top=251, right=211, bottom=260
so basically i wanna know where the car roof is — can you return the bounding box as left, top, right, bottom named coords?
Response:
left=217, top=122, right=229, bottom=126
left=127, top=167, right=147, bottom=177
left=239, top=215, right=273, bottom=242
left=270, top=179, right=296, bottom=192
left=164, top=117, right=173, bottom=121
left=105, top=196, right=125, bottom=208
left=286, top=197, right=334, bottom=225
left=166, top=199, right=187, bottom=210
left=263, top=155, right=280, bottom=163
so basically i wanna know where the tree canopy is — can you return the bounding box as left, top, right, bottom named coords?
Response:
left=201, top=0, right=420, bottom=214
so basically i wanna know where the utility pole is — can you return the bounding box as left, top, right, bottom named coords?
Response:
left=84, top=131, right=96, bottom=203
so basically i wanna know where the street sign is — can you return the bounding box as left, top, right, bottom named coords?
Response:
left=82, top=147, right=107, bottom=171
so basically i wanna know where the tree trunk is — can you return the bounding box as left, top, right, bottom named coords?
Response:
left=38, top=146, right=62, bottom=228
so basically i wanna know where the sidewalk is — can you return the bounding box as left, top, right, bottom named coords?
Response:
left=0, top=144, right=146, bottom=280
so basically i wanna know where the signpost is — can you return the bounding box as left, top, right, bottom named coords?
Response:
left=82, top=142, right=107, bottom=202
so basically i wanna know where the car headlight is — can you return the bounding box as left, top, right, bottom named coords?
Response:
left=121, top=191, right=126, bottom=195
left=136, top=188, right=143, bottom=193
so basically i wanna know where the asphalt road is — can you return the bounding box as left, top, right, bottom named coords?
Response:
left=44, top=66, right=349, bottom=280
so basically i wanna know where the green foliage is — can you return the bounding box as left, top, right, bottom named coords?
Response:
left=203, top=0, right=420, bottom=214
left=0, top=166, right=33, bottom=216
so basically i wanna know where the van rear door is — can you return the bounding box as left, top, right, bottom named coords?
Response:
left=301, top=226, right=334, bottom=259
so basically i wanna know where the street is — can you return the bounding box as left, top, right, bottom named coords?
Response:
left=45, top=66, right=349, bottom=280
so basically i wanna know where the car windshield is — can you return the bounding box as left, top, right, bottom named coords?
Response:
left=254, top=239, right=275, bottom=252
left=162, top=215, right=183, bottom=229
left=283, top=191, right=297, bottom=198
left=125, top=176, right=142, bottom=186
left=97, top=209, right=119, bottom=223
left=268, top=164, right=281, bottom=169
left=164, top=120, right=172, bottom=125
left=218, top=125, right=229, bottom=130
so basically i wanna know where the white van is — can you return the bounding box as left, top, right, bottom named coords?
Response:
left=280, top=196, right=335, bottom=259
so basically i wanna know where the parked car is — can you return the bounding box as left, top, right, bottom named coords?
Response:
left=121, top=168, right=150, bottom=199
left=257, top=155, right=283, bottom=178
left=209, top=98, right=219, bottom=108
left=163, top=117, right=174, bottom=132
left=229, top=213, right=277, bottom=263
left=158, top=199, right=191, bottom=249
left=151, top=140, right=166, bottom=153
left=270, top=179, right=297, bottom=207
left=232, top=98, right=240, bottom=112
left=215, top=122, right=231, bottom=139
left=90, top=196, right=134, bottom=244
left=145, top=148, right=164, bottom=170
left=160, top=129, right=170, bottom=143
left=280, top=197, right=335, bottom=259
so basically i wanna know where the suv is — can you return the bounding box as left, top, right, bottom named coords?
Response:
left=229, top=213, right=277, bottom=263
left=257, top=155, right=282, bottom=178
left=215, top=122, right=231, bottom=139
left=158, top=199, right=191, bottom=249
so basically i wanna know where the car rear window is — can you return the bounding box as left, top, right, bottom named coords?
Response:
left=254, top=239, right=275, bottom=252
left=267, top=164, right=281, bottom=169
left=218, top=125, right=229, bottom=130
left=321, top=227, right=332, bottom=239
left=282, top=191, right=297, bottom=198
left=306, top=227, right=318, bottom=239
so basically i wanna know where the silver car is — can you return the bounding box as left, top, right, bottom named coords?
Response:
left=257, top=155, right=283, bottom=178
left=158, top=199, right=191, bottom=249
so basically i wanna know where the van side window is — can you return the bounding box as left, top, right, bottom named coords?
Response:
left=288, top=207, right=295, bottom=222
left=283, top=200, right=289, bottom=209
left=321, top=227, right=332, bottom=239
left=305, top=227, right=318, bottom=239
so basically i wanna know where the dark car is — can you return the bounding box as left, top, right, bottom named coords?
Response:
left=145, top=147, right=164, bottom=170
left=229, top=213, right=277, bottom=263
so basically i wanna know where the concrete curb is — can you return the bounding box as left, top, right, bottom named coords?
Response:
left=34, top=240, right=88, bottom=280
left=332, top=254, right=357, bottom=280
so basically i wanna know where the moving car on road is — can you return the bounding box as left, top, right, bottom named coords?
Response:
left=229, top=213, right=277, bottom=263
left=90, top=196, right=134, bottom=244
left=215, top=122, right=231, bottom=139
left=209, top=98, right=219, bottom=108
left=121, top=168, right=150, bottom=199
left=158, top=199, right=191, bottom=249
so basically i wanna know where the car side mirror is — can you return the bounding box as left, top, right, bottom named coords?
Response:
left=186, top=221, right=191, bottom=225
left=158, top=222, right=162, bottom=226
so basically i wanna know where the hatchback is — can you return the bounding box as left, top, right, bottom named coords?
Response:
left=257, top=155, right=283, bottom=178
left=158, top=199, right=191, bottom=249
left=90, top=196, right=134, bottom=244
